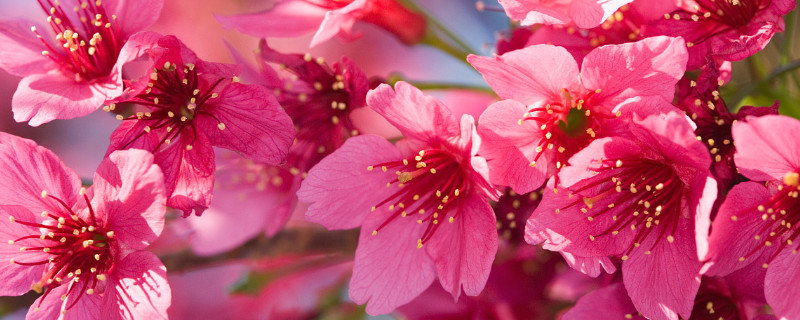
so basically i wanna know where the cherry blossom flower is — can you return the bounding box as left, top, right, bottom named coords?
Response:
left=526, top=112, right=717, bottom=320
left=468, top=36, right=687, bottom=193
left=703, top=115, right=800, bottom=320
left=644, top=0, right=796, bottom=69
left=497, top=0, right=633, bottom=29
left=0, top=0, right=163, bottom=126
left=297, top=81, right=501, bottom=315
left=215, top=0, right=426, bottom=48
left=0, top=133, right=169, bottom=319
left=104, top=35, right=295, bottom=216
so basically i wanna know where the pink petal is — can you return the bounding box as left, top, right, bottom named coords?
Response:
left=12, top=71, right=109, bottom=126
left=467, top=45, right=579, bottom=103
left=622, top=222, right=701, bottom=320
left=0, top=132, right=82, bottom=216
left=477, top=99, right=548, bottom=193
left=310, top=0, right=367, bottom=47
left=426, top=195, right=497, bottom=300
left=90, top=149, right=166, bottom=251
left=297, top=135, right=402, bottom=230
left=569, top=0, right=633, bottom=29
left=497, top=0, right=570, bottom=26
left=581, top=36, right=687, bottom=107
left=214, top=1, right=328, bottom=38
left=253, top=260, right=354, bottom=317
left=112, top=31, right=163, bottom=77
left=111, top=251, right=171, bottom=320
left=367, top=82, right=460, bottom=149
left=187, top=205, right=269, bottom=256
left=562, top=283, right=645, bottom=320
left=765, top=247, right=800, bottom=320
left=199, top=82, right=294, bottom=166
left=704, top=182, right=776, bottom=276
left=167, top=263, right=251, bottom=319
left=0, top=205, right=48, bottom=296
left=27, top=283, right=113, bottom=320
left=0, top=19, right=53, bottom=77
left=350, top=205, right=436, bottom=315
left=107, top=0, right=164, bottom=38
left=732, top=115, right=800, bottom=182
left=559, top=252, right=617, bottom=278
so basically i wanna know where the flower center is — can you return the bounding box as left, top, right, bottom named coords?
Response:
left=109, top=61, right=226, bottom=152
left=519, top=88, right=617, bottom=170
left=366, top=149, right=469, bottom=248
left=8, top=189, right=115, bottom=311
left=736, top=171, right=800, bottom=268
left=32, top=0, right=122, bottom=82
left=666, top=0, right=765, bottom=46
left=564, top=157, right=684, bottom=259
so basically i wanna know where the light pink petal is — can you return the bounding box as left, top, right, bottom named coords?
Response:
left=477, top=100, right=548, bottom=193
left=562, top=283, right=645, bottom=320
left=694, top=176, right=716, bottom=260
left=108, top=0, right=164, bottom=38
left=581, top=36, right=687, bottom=107
left=198, top=82, right=294, bottom=166
left=704, top=182, right=775, bottom=276
left=0, top=19, right=53, bottom=77
left=168, top=263, right=251, bottom=319
left=253, top=261, right=353, bottom=317
left=623, top=222, right=701, bottom=320
left=569, top=0, right=633, bottom=29
left=497, top=0, right=570, bottom=26
left=558, top=137, right=642, bottom=189
left=0, top=205, right=48, bottom=296
left=214, top=1, right=328, bottom=38
left=91, top=149, right=166, bottom=251
left=367, top=82, right=460, bottom=149
left=559, top=252, right=617, bottom=278
left=350, top=205, right=436, bottom=315
left=468, top=45, right=578, bottom=103
left=27, top=283, right=114, bottom=320
left=112, top=31, right=163, bottom=77
left=297, top=135, right=401, bottom=230
left=111, top=251, right=170, bottom=320
left=0, top=132, right=81, bottom=216
left=732, top=115, right=800, bottom=181
left=426, top=195, right=497, bottom=300
left=310, top=0, right=367, bottom=47
left=187, top=205, right=268, bottom=256
left=12, top=71, right=108, bottom=126
left=765, top=247, right=800, bottom=320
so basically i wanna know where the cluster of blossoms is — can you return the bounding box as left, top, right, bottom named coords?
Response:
left=0, top=0, right=798, bottom=319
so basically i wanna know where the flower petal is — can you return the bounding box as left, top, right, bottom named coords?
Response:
left=107, top=0, right=164, bottom=38
left=297, top=135, right=401, bottom=230
left=91, top=150, right=166, bottom=251
left=732, top=115, right=800, bottom=182
left=12, top=71, right=108, bottom=126
left=111, top=251, right=171, bottom=320
left=0, top=18, right=53, bottom=77
left=562, top=283, right=645, bottom=320
left=765, top=247, right=800, bottom=320
left=214, top=1, right=328, bottom=38
left=0, top=205, right=49, bottom=296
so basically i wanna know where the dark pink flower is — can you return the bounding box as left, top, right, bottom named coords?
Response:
left=104, top=35, right=295, bottom=216
left=297, top=81, right=501, bottom=315
left=703, top=115, right=800, bottom=320
left=0, top=0, right=163, bottom=126
left=497, top=0, right=633, bottom=28
left=526, top=112, right=717, bottom=320
left=0, top=133, right=169, bottom=319
left=468, top=36, right=687, bottom=193
left=644, top=0, right=796, bottom=69
left=215, top=0, right=426, bottom=48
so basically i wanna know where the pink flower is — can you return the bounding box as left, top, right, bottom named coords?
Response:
left=525, top=112, right=717, bottom=320
left=467, top=36, right=687, bottom=193
left=0, top=0, right=163, bottom=126
left=0, top=133, right=169, bottom=319
left=497, top=0, right=634, bottom=28
left=644, top=0, right=796, bottom=69
left=184, top=43, right=372, bottom=256
left=104, top=35, right=295, bottom=216
left=215, top=0, right=426, bottom=48
left=703, top=115, right=800, bottom=320
left=297, top=81, right=501, bottom=315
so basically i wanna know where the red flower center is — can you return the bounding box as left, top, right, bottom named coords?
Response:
left=8, top=189, right=115, bottom=311
left=564, top=157, right=685, bottom=259
left=111, top=61, right=226, bottom=152
left=32, top=0, right=123, bottom=82
left=519, top=88, right=618, bottom=172
left=367, top=149, right=470, bottom=248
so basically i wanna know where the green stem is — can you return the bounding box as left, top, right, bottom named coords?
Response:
left=398, top=0, right=481, bottom=55
left=386, top=73, right=497, bottom=96
left=420, top=29, right=474, bottom=66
